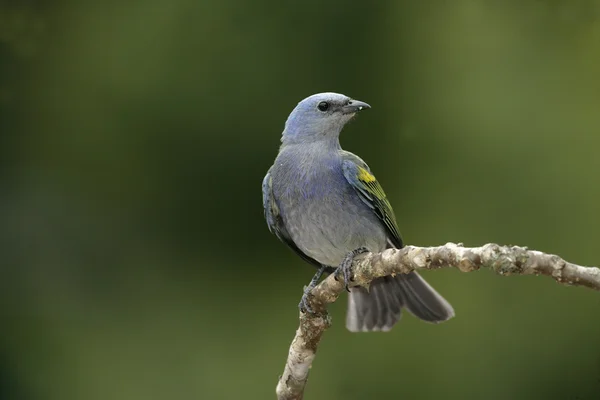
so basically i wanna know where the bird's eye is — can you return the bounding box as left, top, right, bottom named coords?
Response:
left=317, top=101, right=329, bottom=112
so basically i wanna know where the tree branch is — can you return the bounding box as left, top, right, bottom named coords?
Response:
left=275, top=242, right=600, bottom=400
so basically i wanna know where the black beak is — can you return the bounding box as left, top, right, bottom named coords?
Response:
left=341, top=99, right=371, bottom=115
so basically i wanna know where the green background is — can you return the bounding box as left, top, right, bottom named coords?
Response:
left=2, top=1, right=600, bottom=399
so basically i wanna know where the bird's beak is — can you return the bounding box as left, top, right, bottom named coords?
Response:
left=342, top=99, right=371, bottom=114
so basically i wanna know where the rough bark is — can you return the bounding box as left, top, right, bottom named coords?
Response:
left=275, top=243, right=600, bottom=400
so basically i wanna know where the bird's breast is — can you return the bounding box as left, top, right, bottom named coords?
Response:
left=274, top=159, right=387, bottom=266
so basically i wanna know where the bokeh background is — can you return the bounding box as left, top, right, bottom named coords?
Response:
left=2, top=0, right=600, bottom=399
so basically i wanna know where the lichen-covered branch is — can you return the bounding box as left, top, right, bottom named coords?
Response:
left=275, top=243, right=600, bottom=400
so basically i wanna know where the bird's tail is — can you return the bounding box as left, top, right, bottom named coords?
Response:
left=346, top=272, right=454, bottom=332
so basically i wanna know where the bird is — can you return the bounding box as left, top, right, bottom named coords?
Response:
left=262, top=92, right=454, bottom=332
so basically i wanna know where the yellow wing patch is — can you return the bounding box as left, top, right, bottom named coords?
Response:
left=357, top=167, right=376, bottom=183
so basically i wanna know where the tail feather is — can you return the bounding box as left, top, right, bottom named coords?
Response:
left=346, top=277, right=403, bottom=332
left=346, top=272, right=454, bottom=332
left=395, top=272, right=455, bottom=323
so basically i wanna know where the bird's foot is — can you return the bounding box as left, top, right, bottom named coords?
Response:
left=298, top=287, right=315, bottom=314
left=335, top=247, right=370, bottom=292
left=298, top=265, right=327, bottom=314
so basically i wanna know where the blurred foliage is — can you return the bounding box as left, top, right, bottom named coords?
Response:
left=2, top=0, right=600, bottom=399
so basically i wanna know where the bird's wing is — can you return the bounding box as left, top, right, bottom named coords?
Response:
left=262, top=167, right=323, bottom=267
left=262, top=167, right=278, bottom=234
left=341, top=152, right=404, bottom=248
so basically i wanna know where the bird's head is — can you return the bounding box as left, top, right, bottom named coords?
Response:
left=282, top=92, right=370, bottom=145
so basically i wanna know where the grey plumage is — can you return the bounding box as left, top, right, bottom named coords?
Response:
left=263, top=92, right=454, bottom=331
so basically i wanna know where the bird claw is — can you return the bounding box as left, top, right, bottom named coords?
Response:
left=336, top=247, right=370, bottom=292
left=298, top=265, right=328, bottom=314
left=298, top=288, right=315, bottom=314
left=338, top=261, right=353, bottom=292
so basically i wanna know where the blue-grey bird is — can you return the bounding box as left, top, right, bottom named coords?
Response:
left=262, top=92, right=454, bottom=331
